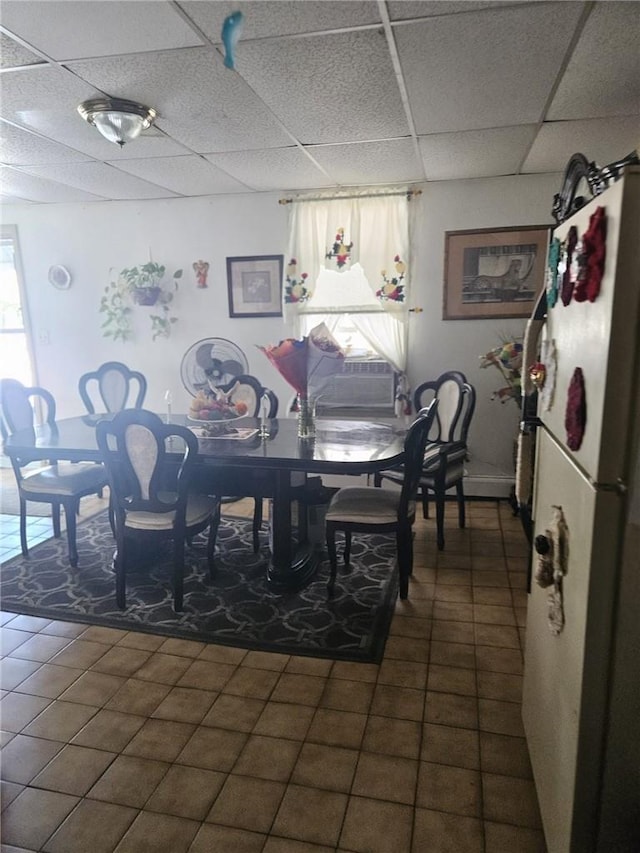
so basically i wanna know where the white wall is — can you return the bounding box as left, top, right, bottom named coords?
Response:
left=3, top=172, right=560, bottom=479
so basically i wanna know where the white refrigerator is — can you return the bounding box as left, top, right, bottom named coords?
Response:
left=522, top=167, right=640, bottom=853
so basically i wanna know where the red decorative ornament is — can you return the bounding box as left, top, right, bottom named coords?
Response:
left=573, top=206, right=607, bottom=303
left=565, top=367, right=587, bottom=451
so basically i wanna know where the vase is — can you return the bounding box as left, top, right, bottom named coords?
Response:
left=132, top=286, right=161, bottom=306
left=297, top=394, right=315, bottom=439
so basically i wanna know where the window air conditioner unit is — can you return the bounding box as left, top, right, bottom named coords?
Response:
left=317, top=359, right=397, bottom=413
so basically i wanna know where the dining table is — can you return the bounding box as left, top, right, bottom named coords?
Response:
left=3, top=414, right=408, bottom=593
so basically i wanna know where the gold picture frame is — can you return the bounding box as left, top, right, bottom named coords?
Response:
left=443, top=226, right=549, bottom=320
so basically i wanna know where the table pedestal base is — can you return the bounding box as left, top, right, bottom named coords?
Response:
left=266, top=542, right=321, bottom=593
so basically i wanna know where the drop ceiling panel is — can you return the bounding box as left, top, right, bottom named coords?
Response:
left=0, top=165, right=104, bottom=203
left=0, top=121, right=92, bottom=165
left=521, top=117, right=640, bottom=174
left=0, top=65, right=102, bottom=126
left=179, top=0, right=381, bottom=41
left=309, top=139, right=424, bottom=185
left=0, top=0, right=204, bottom=61
left=547, top=3, right=640, bottom=120
left=237, top=30, right=408, bottom=144
left=204, top=148, right=335, bottom=191
left=16, top=161, right=179, bottom=200
left=0, top=33, right=46, bottom=69
left=388, top=1, right=523, bottom=20
left=111, top=154, right=249, bottom=195
left=396, top=2, right=586, bottom=134
left=66, top=47, right=293, bottom=152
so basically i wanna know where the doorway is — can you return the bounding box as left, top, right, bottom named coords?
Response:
left=0, top=225, right=34, bottom=386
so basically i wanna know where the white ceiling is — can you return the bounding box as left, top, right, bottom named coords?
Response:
left=1, top=0, right=638, bottom=204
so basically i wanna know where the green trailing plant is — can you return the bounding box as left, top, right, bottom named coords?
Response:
left=99, top=263, right=183, bottom=342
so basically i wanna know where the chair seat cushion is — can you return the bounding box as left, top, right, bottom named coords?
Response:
left=21, top=462, right=107, bottom=496
left=326, top=486, right=414, bottom=525
left=124, top=491, right=217, bottom=531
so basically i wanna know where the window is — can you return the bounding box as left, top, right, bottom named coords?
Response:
left=0, top=227, right=34, bottom=386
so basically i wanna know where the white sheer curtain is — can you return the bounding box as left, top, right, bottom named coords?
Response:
left=283, top=190, right=411, bottom=372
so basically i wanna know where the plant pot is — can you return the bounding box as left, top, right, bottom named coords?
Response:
left=132, top=286, right=161, bottom=306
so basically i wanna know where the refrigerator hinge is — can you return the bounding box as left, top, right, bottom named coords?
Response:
left=597, top=479, right=627, bottom=495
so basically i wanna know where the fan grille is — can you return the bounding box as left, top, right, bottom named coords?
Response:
left=180, top=338, right=249, bottom=396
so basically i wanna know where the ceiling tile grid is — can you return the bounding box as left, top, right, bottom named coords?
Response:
left=0, top=0, right=637, bottom=203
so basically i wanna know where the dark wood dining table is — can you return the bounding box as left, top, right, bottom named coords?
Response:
left=3, top=414, right=407, bottom=592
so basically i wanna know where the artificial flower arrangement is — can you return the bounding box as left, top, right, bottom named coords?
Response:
left=479, top=340, right=523, bottom=405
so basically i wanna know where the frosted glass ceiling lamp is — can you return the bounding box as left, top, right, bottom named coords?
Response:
left=77, top=97, right=157, bottom=147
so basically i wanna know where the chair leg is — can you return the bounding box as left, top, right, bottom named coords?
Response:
left=173, top=538, right=185, bottom=613
left=435, top=491, right=445, bottom=551
left=326, top=523, right=338, bottom=595
left=52, top=502, right=62, bottom=538
left=396, top=524, right=413, bottom=600
left=456, top=481, right=466, bottom=528
left=64, top=501, right=79, bottom=568
left=343, top=531, right=352, bottom=566
left=19, top=499, right=29, bottom=557
left=252, top=498, right=263, bottom=553
left=207, top=503, right=220, bottom=579
left=421, top=488, right=429, bottom=519
left=373, top=472, right=382, bottom=487
left=115, top=540, right=126, bottom=610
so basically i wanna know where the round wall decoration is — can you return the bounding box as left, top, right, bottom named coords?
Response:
left=48, top=265, right=71, bottom=290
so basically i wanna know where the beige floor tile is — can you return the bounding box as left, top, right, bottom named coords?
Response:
left=176, top=658, right=236, bottom=691
left=150, top=685, right=218, bottom=723
left=196, top=644, right=247, bottom=664
left=478, top=697, right=525, bottom=736
left=412, top=807, right=484, bottom=853
left=0, top=787, right=79, bottom=850
left=331, top=661, right=379, bottom=683
left=472, top=570, right=510, bottom=588
left=361, top=714, right=421, bottom=759
left=31, top=743, right=116, bottom=795
left=207, top=775, right=286, bottom=834
left=433, top=601, right=474, bottom=622
left=427, top=663, right=477, bottom=696
left=42, top=798, right=137, bottom=853
left=431, top=639, right=476, bottom=669
left=352, top=751, right=418, bottom=803
left=156, top=637, right=207, bottom=658
left=484, top=820, right=548, bottom=853
left=285, top=655, right=333, bottom=677
left=483, top=772, right=543, bottom=828
left=383, top=635, right=430, bottom=663
left=339, top=796, right=413, bottom=853
left=435, top=585, right=473, bottom=604
left=475, top=622, right=521, bottom=648
left=50, top=639, right=112, bottom=669
left=113, top=810, right=200, bottom=853
left=145, top=764, right=226, bottom=820
left=22, top=699, right=98, bottom=741
left=176, top=725, right=247, bottom=771
left=424, top=690, right=478, bottom=729
left=476, top=645, right=523, bottom=675
left=58, top=671, right=125, bottom=706
left=0, top=733, right=63, bottom=784
left=421, top=722, right=480, bottom=769
left=122, top=717, right=196, bottom=762
left=270, top=672, right=327, bottom=706
left=13, top=662, right=83, bottom=699
left=1, top=779, right=23, bottom=812
left=306, top=708, right=367, bottom=750
left=388, top=613, right=432, bottom=639
left=271, top=783, right=348, bottom=847
left=5, top=615, right=52, bottom=633
left=133, top=653, right=194, bottom=685
left=1, top=627, right=35, bottom=656
left=477, top=670, right=523, bottom=703
left=253, top=701, right=315, bottom=740
left=431, top=618, right=475, bottom=644
left=116, top=631, right=166, bottom=652
left=189, top=823, right=266, bottom=853
left=320, top=678, right=374, bottom=713
left=263, top=838, right=335, bottom=852
left=417, top=760, right=481, bottom=816
left=87, top=755, right=169, bottom=808
left=377, top=659, right=427, bottom=689
left=473, top=586, right=513, bottom=606
left=232, top=734, right=302, bottom=781
left=89, top=645, right=153, bottom=677
left=104, top=677, right=171, bottom=716
left=480, top=732, right=534, bottom=778
left=369, top=683, right=424, bottom=721
left=79, top=626, right=128, bottom=645
left=290, top=742, right=358, bottom=793
left=222, top=666, right=280, bottom=699
left=71, top=708, right=145, bottom=751
left=0, top=657, right=43, bottom=691
left=201, top=693, right=265, bottom=731
left=7, top=633, right=70, bottom=663
left=243, top=650, right=290, bottom=671
left=435, top=568, right=472, bottom=586
left=0, top=690, right=51, bottom=731
left=473, top=603, right=517, bottom=626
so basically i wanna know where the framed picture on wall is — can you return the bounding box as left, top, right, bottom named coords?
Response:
left=226, top=255, right=283, bottom=318
left=443, top=226, right=549, bottom=320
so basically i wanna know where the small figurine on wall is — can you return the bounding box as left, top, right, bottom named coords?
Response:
left=193, top=260, right=210, bottom=288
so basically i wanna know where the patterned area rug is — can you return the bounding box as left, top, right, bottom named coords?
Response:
left=0, top=512, right=398, bottom=662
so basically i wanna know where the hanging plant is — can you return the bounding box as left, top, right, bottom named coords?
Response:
left=99, top=263, right=182, bottom=341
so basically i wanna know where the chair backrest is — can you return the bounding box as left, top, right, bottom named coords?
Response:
left=263, top=388, right=279, bottom=418
left=398, top=399, right=439, bottom=517
left=213, top=374, right=264, bottom=417
left=413, top=371, right=469, bottom=444
left=79, top=361, right=147, bottom=415
left=96, top=409, right=197, bottom=523
left=0, top=378, right=56, bottom=438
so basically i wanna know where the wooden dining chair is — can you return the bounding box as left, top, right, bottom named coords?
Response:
left=78, top=361, right=147, bottom=415
left=325, top=399, right=439, bottom=600
left=374, top=372, right=476, bottom=550
left=96, top=409, right=219, bottom=612
left=0, top=377, right=108, bottom=567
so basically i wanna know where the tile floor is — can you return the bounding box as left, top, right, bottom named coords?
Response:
left=0, top=499, right=547, bottom=853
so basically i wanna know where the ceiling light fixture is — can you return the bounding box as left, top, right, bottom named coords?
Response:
left=77, top=97, right=157, bottom=147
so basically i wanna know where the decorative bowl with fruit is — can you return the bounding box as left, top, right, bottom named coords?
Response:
left=188, top=391, right=249, bottom=435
